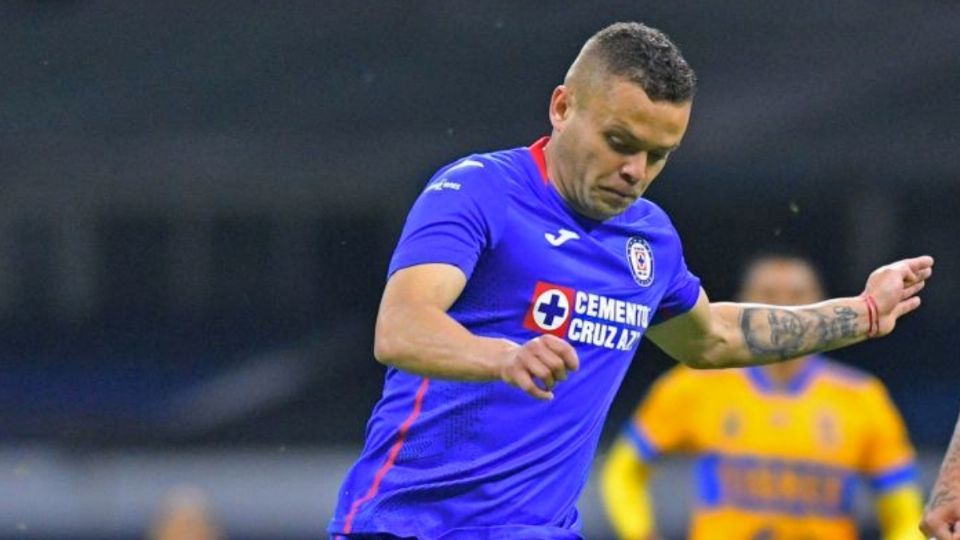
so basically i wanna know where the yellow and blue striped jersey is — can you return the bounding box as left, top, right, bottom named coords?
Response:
left=625, top=357, right=917, bottom=540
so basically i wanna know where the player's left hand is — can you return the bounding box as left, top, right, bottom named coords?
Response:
left=921, top=482, right=960, bottom=540
left=861, top=255, right=934, bottom=337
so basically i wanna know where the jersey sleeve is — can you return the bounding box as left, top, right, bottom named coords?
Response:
left=624, top=367, right=698, bottom=461
left=388, top=158, right=506, bottom=279
left=652, top=252, right=701, bottom=324
left=859, top=380, right=918, bottom=493
left=648, top=213, right=701, bottom=324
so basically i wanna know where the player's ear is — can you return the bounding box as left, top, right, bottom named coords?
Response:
left=549, top=85, right=572, bottom=131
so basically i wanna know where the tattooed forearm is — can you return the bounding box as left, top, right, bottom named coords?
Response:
left=740, top=309, right=806, bottom=360
left=740, top=305, right=861, bottom=361
left=930, top=415, right=960, bottom=509
left=928, top=487, right=958, bottom=511
left=816, top=306, right=859, bottom=342
left=942, top=433, right=960, bottom=475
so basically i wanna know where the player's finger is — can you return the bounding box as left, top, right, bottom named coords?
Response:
left=931, top=527, right=952, bottom=540
left=532, top=346, right=569, bottom=382
left=901, top=256, right=933, bottom=280
left=912, top=266, right=934, bottom=283
left=903, top=267, right=933, bottom=287
left=898, top=263, right=920, bottom=283
left=902, top=280, right=926, bottom=299
left=541, top=334, right=579, bottom=371
left=519, top=339, right=565, bottom=386
left=921, top=519, right=951, bottom=540
left=895, top=296, right=922, bottom=318
left=513, top=370, right=554, bottom=400
left=525, top=357, right=556, bottom=390
left=902, top=254, right=933, bottom=276
left=545, top=357, right=568, bottom=382
left=920, top=513, right=960, bottom=540
left=905, top=255, right=935, bottom=272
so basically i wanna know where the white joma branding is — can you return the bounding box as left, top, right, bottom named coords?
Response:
left=424, top=178, right=462, bottom=192
left=544, top=229, right=580, bottom=246
left=423, top=160, right=484, bottom=193
left=445, top=159, right=484, bottom=172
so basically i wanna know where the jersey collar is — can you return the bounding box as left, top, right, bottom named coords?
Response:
left=528, top=136, right=550, bottom=184
left=527, top=136, right=605, bottom=231
left=746, top=356, right=824, bottom=396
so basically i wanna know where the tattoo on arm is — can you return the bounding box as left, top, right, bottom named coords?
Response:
left=740, top=305, right=860, bottom=361
left=929, top=417, right=960, bottom=511
left=928, top=487, right=958, bottom=511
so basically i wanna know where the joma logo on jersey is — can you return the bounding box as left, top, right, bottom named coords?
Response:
left=522, top=281, right=648, bottom=351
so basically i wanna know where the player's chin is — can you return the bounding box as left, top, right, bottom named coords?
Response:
left=592, top=193, right=635, bottom=217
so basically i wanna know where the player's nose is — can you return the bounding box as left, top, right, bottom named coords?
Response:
left=619, top=152, right=648, bottom=185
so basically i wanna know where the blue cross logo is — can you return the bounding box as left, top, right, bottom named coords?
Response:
left=535, top=291, right=569, bottom=330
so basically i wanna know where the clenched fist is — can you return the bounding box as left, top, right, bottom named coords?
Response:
left=498, top=334, right=580, bottom=400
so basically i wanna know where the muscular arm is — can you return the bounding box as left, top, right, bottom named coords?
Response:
left=374, top=263, right=579, bottom=400
left=647, top=291, right=867, bottom=368
left=736, top=301, right=860, bottom=361
left=373, top=263, right=512, bottom=380
left=646, top=256, right=933, bottom=369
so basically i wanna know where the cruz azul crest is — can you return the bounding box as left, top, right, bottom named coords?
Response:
left=626, top=237, right=654, bottom=287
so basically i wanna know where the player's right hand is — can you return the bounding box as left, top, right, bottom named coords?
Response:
left=862, top=255, right=934, bottom=336
left=498, top=335, right=579, bottom=400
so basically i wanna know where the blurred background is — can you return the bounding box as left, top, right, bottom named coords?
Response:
left=1, top=1, right=958, bottom=538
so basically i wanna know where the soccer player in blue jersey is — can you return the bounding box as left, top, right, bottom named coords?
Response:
left=329, top=22, right=934, bottom=540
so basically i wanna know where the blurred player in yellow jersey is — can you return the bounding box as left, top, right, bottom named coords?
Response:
left=601, top=252, right=924, bottom=540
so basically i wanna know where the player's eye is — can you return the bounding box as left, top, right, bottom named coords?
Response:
left=605, top=134, right=634, bottom=155
left=649, top=151, right=669, bottom=162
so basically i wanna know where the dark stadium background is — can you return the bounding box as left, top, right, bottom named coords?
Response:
left=1, top=1, right=957, bottom=538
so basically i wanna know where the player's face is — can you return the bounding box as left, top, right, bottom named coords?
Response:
left=740, top=260, right=824, bottom=306
left=548, top=78, right=691, bottom=220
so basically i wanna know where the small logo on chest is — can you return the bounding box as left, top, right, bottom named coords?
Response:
left=544, top=229, right=580, bottom=246
left=626, top=237, right=655, bottom=287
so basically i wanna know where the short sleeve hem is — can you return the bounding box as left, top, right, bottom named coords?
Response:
left=388, top=248, right=478, bottom=280
left=652, top=276, right=701, bottom=324
left=870, top=462, right=918, bottom=493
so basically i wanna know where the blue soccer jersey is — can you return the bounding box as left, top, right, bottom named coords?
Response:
left=329, top=137, right=701, bottom=539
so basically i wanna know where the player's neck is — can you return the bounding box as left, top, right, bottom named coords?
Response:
left=762, top=356, right=812, bottom=390
left=542, top=138, right=600, bottom=223
left=542, top=137, right=563, bottom=189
